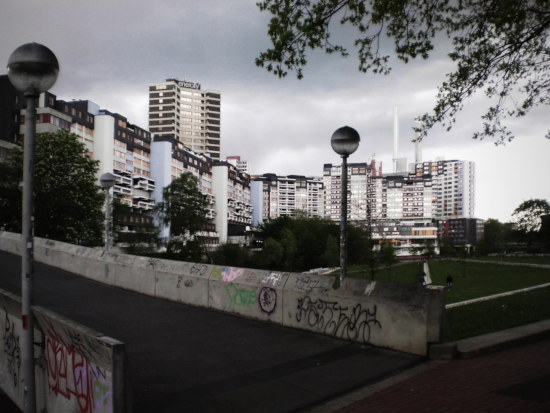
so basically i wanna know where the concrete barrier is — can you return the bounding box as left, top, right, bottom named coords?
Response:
left=0, top=287, right=126, bottom=412
left=0, top=232, right=445, bottom=355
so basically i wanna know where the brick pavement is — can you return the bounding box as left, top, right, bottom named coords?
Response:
left=335, top=337, right=550, bottom=413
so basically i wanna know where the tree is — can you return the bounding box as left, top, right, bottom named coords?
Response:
left=212, top=243, right=250, bottom=267
left=512, top=198, right=550, bottom=246
left=280, top=227, right=297, bottom=270
left=112, top=194, right=159, bottom=254
left=0, top=130, right=104, bottom=246
left=321, top=234, right=339, bottom=267
left=260, top=215, right=339, bottom=270
left=156, top=172, right=209, bottom=236
left=262, top=237, right=285, bottom=268
left=156, top=172, right=209, bottom=254
left=378, top=241, right=397, bottom=279
left=478, top=218, right=507, bottom=254
left=256, top=0, right=550, bottom=142
left=512, top=198, right=550, bottom=233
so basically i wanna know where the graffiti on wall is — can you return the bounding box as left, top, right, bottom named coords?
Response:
left=42, top=319, right=113, bottom=413
left=223, top=284, right=279, bottom=316
left=294, top=276, right=330, bottom=295
left=225, top=284, right=257, bottom=307
left=188, top=263, right=209, bottom=277
left=294, top=296, right=381, bottom=343
left=261, top=272, right=287, bottom=287
left=2, top=310, right=21, bottom=388
left=258, top=287, right=277, bottom=315
left=213, top=267, right=244, bottom=282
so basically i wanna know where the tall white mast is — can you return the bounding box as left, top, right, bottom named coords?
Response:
left=393, top=107, right=399, bottom=173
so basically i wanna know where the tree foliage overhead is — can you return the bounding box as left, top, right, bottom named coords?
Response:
left=0, top=130, right=104, bottom=246
left=256, top=0, right=550, bottom=142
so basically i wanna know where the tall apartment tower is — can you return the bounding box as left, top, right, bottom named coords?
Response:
left=148, top=78, right=221, bottom=160
left=416, top=160, right=475, bottom=219
left=250, top=174, right=324, bottom=226
left=323, top=162, right=371, bottom=224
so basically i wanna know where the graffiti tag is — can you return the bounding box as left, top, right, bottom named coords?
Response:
left=295, top=296, right=381, bottom=343
left=225, top=284, right=257, bottom=307
left=2, top=311, right=21, bottom=388
left=258, top=287, right=277, bottom=315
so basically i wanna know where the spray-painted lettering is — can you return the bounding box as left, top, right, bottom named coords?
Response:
left=42, top=319, right=113, bottom=413
left=2, top=311, right=21, bottom=388
left=295, top=296, right=381, bottom=343
left=225, top=284, right=257, bottom=307
left=261, top=272, right=286, bottom=287
left=295, top=276, right=329, bottom=295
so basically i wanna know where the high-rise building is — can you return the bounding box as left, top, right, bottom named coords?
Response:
left=250, top=174, right=324, bottom=226
left=148, top=78, right=221, bottom=160
left=151, top=137, right=217, bottom=245
left=323, top=162, right=371, bottom=224
left=370, top=174, right=435, bottom=220
left=0, top=77, right=157, bottom=236
left=226, top=155, right=249, bottom=174
left=212, top=161, right=253, bottom=243
left=415, top=159, right=475, bottom=219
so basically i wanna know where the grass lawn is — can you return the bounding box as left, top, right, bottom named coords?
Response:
left=444, top=286, right=550, bottom=341
left=341, top=258, right=550, bottom=341
left=471, top=255, right=550, bottom=265
left=428, top=260, right=550, bottom=304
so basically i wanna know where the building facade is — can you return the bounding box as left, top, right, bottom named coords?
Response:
left=0, top=76, right=157, bottom=236
left=323, top=162, right=371, bottom=224
left=226, top=155, right=249, bottom=174
left=415, top=159, right=475, bottom=219
left=212, top=161, right=253, bottom=243
left=148, top=78, right=221, bottom=160
left=438, top=218, right=485, bottom=248
left=150, top=137, right=217, bottom=245
left=250, top=173, right=324, bottom=226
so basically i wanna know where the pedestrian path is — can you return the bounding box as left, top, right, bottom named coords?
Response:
left=334, top=337, right=550, bottom=413
left=305, top=321, right=550, bottom=413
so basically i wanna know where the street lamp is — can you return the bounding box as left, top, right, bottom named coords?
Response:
left=331, top=126, right=360, bottom=288
left=7, top=42, right=59, bottom=413
left=100, top=172, right=117, bottom=251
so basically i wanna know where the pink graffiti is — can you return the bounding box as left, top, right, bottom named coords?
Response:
left=222, top=267, right=244, bottom=282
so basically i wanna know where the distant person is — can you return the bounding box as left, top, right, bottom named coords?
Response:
left=446, top=275, right=453, bottom=289
left=421, top=272, right=427, bottom=286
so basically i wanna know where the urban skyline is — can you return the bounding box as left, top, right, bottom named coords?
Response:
left=1, top=1, right=548, bottom=224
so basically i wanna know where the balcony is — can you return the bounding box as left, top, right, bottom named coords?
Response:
left=133, top=177, right=155, bottom=192
left=113, top=185, right=132, bottom=195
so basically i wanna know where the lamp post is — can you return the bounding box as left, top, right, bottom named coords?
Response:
left=331, top=126, right=360, bottom=288
left=100, top=172, right=117, bottom=251
left=7, top=42, right=59, bottom=413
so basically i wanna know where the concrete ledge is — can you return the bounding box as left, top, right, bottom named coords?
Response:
left=429, top=319, right=550, bottom=360
left=456, top=319, right=550, bottom=358
left=0, top=232, right=446, bottom=356
left=428, top=342, right=458, bottom=360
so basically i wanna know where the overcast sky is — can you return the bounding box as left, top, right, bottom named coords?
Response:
left=1, top=0, right=549, bottom=223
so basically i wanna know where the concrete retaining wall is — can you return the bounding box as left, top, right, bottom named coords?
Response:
left=0, top=287, right=126, bottom=412
left=0, top=231, right=445, bottom=356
